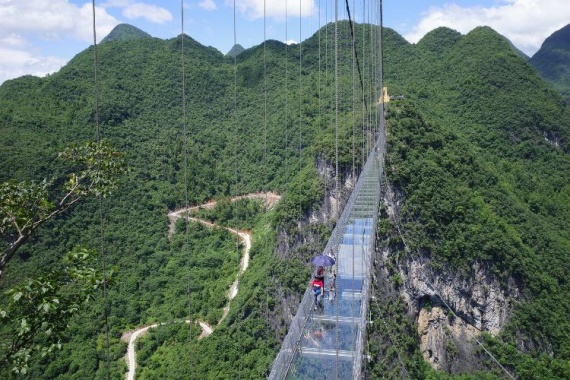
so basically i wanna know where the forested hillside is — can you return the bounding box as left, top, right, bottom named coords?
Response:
left=1, top=19, right=570, bottom=379
left=371, top=26, right=570, bottom=379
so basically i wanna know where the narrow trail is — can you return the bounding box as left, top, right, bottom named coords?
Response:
left=168, top=191, right=281, bottom=237
left=123, top=192, right=279, bottom=380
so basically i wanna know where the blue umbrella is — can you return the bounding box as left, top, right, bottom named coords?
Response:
left=311, top=254, right=335, bottom=267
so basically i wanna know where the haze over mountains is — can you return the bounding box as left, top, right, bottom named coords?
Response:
left=1, top=21, right=570, bottom=379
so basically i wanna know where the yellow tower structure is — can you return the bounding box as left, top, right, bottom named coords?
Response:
left=382, top=87, right=390, bottom=103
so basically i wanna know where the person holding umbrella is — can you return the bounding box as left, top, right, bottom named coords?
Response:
left=311, top=276, right=324, bottom=309
left=310, top=253, right=336, bottom=309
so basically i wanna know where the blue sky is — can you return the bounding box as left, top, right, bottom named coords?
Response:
left=0, top=0, right=569, bottom=84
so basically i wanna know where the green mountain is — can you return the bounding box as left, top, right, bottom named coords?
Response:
left=530, top=24, right=570, bottom=102
left=226, top=43, right=245, bottom=57
left=1, top=20, right=570, bottom=379
left=101, top=23, right=152, bottom=43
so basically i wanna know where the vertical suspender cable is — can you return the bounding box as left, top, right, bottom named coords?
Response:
left=90, top=2, right=110, bottom=379
left=379, top=0, right=383, bottom=138
left=372, top=3, right=382, bottom=138
left=325, top=2, right=330, bottom=214
left=263, top=0, right=270, bottom=324
left=232, top=2, right=242, bottom=379
left=319, top=0, right=325, bottom=213
left=285, top=0, right=289, bottom=202
left=180, top=1, right=194, bottom=377
left=366, top=1, right=374, bottom=157
left=361, top=0, right=366, bottom=167
left=333, top=2, right=340, bottom=378
left=334, top=1, right=339, bottom=203
left=345, top=0, right=367, bottom=173
left=298, top=0, right=303, bottom=242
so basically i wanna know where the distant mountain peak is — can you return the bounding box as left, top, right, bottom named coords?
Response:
left=417, top=27, right=462, bottom=55
left=529, top=23, right=570, bottom=102
left=101, top=24, right=152, bottom=44
left=226, top=44, right=245, bottom=57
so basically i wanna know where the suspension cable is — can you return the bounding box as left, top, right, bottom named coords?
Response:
left=349, top=0, right=357, bottom=351
left=285, top=0, right=289, bottom=199
left=231, top=2, right=242, bottom=379
left=334, top=1, right=339, bottom=203
left=263, top=0, right=270, bottom=326
left=361, top=0, right=366, bottom=167
left=319, top=0, right=326, bottom=213
left=90, top=2, right=111, bottom=379
left=180, top=1, right=195, bottom=377
left=298, top=0, right=303, bottom=245
left=333, top=3, right=340, bottom=377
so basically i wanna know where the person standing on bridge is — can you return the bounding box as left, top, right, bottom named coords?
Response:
left=311, top=276, right=324, bottom=309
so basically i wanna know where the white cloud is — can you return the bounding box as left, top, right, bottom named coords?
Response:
left=0, top=45, right=67, bottom=85
left=102, top=0, right=173, bottom=23
left=0, top=0, right=120, bottom=84
left=404, top=0, right=570, bottom=56
left=227, top=0, right=317, bottom=21
left=198, top=0, right=217, bottom=11
left=122, top=3, right=173, bottom=23
left=0, top=0, right=119, bottom=43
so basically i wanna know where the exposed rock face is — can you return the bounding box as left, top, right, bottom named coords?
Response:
left=417, top=305, right=480, bottom=371
left=400, top=258, right=518, bottom=335
left=383, top=184, right=520, bottom=372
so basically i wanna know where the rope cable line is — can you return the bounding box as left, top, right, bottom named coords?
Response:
left=179, top=1, right=195, bottom=377
left=90, top=2, right=111, bottom=379
left=231, top=2, right=243, bottom=379
left=285, top=0, right=289, bottom=193
left=361, top=0, right=367, bottom=167
left=298, top=0, right=304, bottom=248
left=333, top=2, right=340, bottom=377
left=351, top=0, right=357, bottom=183
left=318, top=0, right=326, bottom=214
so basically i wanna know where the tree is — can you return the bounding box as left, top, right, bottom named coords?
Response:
left=0, top=140, right=126, bottom=278
left=0, top=140, right=125, bottom=375
left=0, top=247, right=110, bottom=375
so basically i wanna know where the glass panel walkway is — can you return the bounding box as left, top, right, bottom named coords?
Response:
left=269, top=136, right=385, bottom=379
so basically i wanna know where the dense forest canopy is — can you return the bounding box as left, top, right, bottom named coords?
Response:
left=1, top=19, right=570, bottom=379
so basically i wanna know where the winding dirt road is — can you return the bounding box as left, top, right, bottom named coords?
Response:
left=123, top=192, right=279, bottom=380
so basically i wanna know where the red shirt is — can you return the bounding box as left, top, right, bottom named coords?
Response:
left=311, top=278, right=324, bottom=289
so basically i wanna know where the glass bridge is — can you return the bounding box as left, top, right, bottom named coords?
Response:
left=269, top=137, right=384, bottom=379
